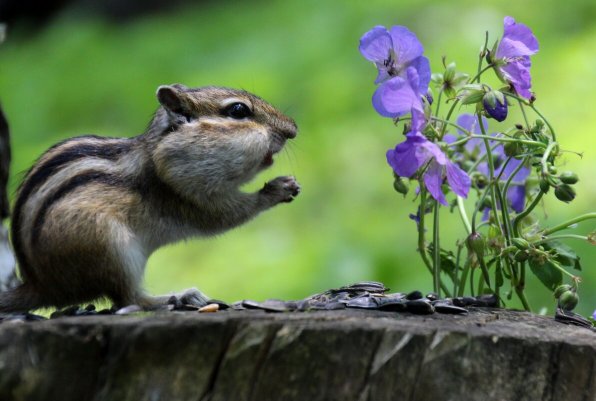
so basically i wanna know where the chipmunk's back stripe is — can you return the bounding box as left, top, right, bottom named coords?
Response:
left=17, top=138, right=131, bottom=203
left=30, top=171, right=127, bottom=247
left=11, top=137, right=132, bottom=277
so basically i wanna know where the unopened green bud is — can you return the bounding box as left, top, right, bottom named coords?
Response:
left=466, top=232, right=485, bottom=257
left=444, top=62, right=456, bottom=83
left=535, top=119, right=544, bottom=129
left=462, top=160, right=475, bottom=171
left=554, top=184, right=576, bottom=203
left=514, top=250, right=529, bottom=262
left=475, top=176, right=488, bottom=189
left=559, top=171, right=579, bottom=185
left=554, top=284, right=573, bottom=299
left=393, top=175, right=409, bottom=196
left=504, top=141, right=521, bottom=157
left=512, top=238, right=530, bottom=250
left=547, top=165, right=558, bottom=175
left=558, top=290, right=579, bottom=311
left=539, top=178, right=550, bottom=193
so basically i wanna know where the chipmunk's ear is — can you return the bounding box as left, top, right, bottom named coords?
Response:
left=156, top=85, right=190, bottom=116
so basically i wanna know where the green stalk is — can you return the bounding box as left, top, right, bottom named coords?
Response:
left=433, top=201, right=441, bottom=296
left=417, top=189, right=452, bottom=296
left=456, top=196, right=472, bottom=235
left=513, top=191, right=544, bottom=237
left=477, top=113, right=503, bottom=231
left=458, top=259, right=471, bottom=297
left=502, top=92, right=558, bottom=142
left=533, top=234, right=588, bottom=245
left=542, top=213, right=596, bottom=235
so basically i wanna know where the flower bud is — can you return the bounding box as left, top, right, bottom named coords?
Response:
left=425, top=90, right=434, bottom=105
left=539, top=177, right=550, bottom=193
left=559, top=171, right=579, bottom=185
left=547, top=165, right=557, bottom=175
left=393, top=175, right=409, bottom=196
left=512, top=237, right=530, bottom=250
left=466, top=232, right=485, bottom=257
left=535, top=119, right=544, bottom=129
left=504, top=140, right=522, bottom=157
left=514, top=250, right=529, bottom=262
left=558, top=290, right=579, bottom=311
left=554, top=184, right=576, bottom=203
left=483, top=91, right=508, bottom=122
left=554, top=284, right=573, bottom=299
left=444, top=62, right=456, bottom=83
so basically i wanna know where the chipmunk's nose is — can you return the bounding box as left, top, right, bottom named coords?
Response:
left=279, top=119, right=297, bottom=139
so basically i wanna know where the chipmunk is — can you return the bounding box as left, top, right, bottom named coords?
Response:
left=0, top=84, right=300, bottom=313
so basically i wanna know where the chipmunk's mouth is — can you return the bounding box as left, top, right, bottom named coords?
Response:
left=261, top=151, right=275, bottom=168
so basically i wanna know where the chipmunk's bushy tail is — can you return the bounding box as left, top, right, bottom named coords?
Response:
left=0, top=282, right=44, bottom=313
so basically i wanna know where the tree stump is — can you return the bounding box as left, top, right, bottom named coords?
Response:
left=0, top=308, right=594, bottom=401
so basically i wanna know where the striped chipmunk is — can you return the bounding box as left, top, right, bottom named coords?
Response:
left=0, top=84, right=300, bottom=313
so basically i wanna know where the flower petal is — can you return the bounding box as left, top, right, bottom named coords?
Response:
left=445, top=161, right=471, bottom=198
left=496, top=17, right=539, bottom=59
left=408, top=56, right=431, bottom=95
left=389, top=26, right=424, bottom=64
left=419, top=138, right=447, bottom=165
left=359, top=26, right=392, bottom=62
left=423, top=161, right=448, bottom=205
left=507, top=185, right=526, bottom=213
left=386, top=133, right=428, bottom=177
left=372, top=76, right=421, bottom=118
left=500, top=57, right=533, bottom=99
left=456, top=113, right=487, bottom=135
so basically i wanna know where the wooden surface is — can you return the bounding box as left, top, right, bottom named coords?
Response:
left=0, top=308, right=594, bottom=401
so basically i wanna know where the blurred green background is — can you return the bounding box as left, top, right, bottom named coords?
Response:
left=1, top=0, right=594, bottom=316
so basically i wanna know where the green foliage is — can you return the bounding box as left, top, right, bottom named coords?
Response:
left=0, top=0, right=594, bottom=316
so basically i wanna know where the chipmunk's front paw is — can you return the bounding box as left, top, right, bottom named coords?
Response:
left=260, top=176, right=301, bottom=204
left=170, top=288, right=210, bottom=307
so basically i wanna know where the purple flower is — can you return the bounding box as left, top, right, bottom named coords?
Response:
left=495, top=17, right=539, bottom=99
left=386, top=119, right=471, bottom=205
left=593, top=310, right=596, bottom=321
left=360, top=25, right=430, bottom=117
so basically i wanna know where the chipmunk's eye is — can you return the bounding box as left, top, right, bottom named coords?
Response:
left=224, top=102, right=252, bottom=119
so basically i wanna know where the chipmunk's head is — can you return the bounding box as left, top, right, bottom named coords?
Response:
left=147, top=84, right=297, bottom=197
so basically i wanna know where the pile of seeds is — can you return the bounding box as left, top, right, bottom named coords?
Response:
left=0, top=281, right=593, bottom=330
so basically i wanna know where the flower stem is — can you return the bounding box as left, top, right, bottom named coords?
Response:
left=458, top=259, right=471, bottom=297
left=433, top=200, right=441, bottom=296
left=470, top=64, right=494, bottom=84
left=518, top=100, right=530, bottom=128
left=418, top=189, right=452, bottom=296
left=457, top=196, right=472, bottom=235
left=513, top=190, right=544, bottom=237
left=533, top=234, right=589, bottom=245
left=542, top=213, right=596, bottom=236
left=502, top=92, right=558, bottom=142
left=540, top=141, right=558, bottom=175
left=477, top=113, right=503, bottom=232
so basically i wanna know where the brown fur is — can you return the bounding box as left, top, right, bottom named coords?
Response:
left=0, top=85, right=299, bottom=313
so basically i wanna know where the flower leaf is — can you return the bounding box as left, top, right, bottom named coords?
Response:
left=541, top=240, right=582, bottom=271
left=529, top=259, right=563, bottom=291
left=460, top=90, right=485, bottom=105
